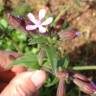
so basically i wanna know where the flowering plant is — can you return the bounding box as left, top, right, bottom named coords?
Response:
left=0, top=8, right=96, bottom=96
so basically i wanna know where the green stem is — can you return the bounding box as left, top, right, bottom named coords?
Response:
left=72, top=66, right=96, bottom=71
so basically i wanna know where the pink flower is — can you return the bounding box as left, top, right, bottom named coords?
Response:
left=26, top=9, right=53, bottom=33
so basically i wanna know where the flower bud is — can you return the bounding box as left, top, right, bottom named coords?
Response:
left=73, top=78, right=96, bottom=95
left=8, top=14, right=26, bottom=29
left=58, top=30, right=80, bottom=40
left=57, top=79, right=65, bottom=96
left=73, top=73, right=90, bottom=82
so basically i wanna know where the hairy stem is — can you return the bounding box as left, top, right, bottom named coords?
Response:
left=72, top=66, right=96, bottom=71
left=56, top=79, right=65, bottom=96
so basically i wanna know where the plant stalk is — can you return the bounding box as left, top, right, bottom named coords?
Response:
left=72, top=66, right=96, bottom=71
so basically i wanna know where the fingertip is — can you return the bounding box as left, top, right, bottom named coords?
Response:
left=31, top=70, right=46, bottom=89
left=11, top=66, right=27, bottom=74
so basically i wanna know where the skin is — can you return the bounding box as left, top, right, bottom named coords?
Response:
left=0, top=51, right=46, bottom=96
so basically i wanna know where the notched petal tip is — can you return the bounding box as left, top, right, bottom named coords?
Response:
left=41, top=17, right=53, bottom=26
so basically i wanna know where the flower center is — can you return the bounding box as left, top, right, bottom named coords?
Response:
left=36, top=20, right=41, bottom=27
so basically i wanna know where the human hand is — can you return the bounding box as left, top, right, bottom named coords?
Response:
left=0, top=51, right=46, bottom=96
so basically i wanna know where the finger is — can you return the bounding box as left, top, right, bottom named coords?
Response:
left=1, top=70, right=46, bottom=96
left=11, top=66, right=27, bottom=74
left=0, top=51, right=20, bottom=71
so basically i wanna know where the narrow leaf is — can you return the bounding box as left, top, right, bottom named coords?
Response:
left=44, top=46, right=58, bottom=73
left=29, top=35, right=49, bottom=45
left=63, top=55, right=70, bottom=69
left=11, top=52, right=40, bottom=69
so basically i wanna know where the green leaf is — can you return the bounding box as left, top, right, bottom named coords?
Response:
left=63, top=55, right=70, bottom=69
left=11, top=52, right=40, bottom=69
left=45, top=77, right=58, bottom=87
left=43, top=46, right=58, bottom=74
left=13, top=31, right=27, bottom=41
left=0, top=23, right=4, bottom=31
left=57, top=54, right=70, bottom=70
left=0, top=19, right=8, bottom=28
left=29, top=35, right=49, bottom=45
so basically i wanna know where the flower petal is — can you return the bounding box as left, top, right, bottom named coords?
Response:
left=39, top=26, right=46, bottom=33
left=27, top=13, right=37, bottom=24
left=41, top=17, right=53, bottom=26
left=39, top=9, right=46, bottom=20
left=26, top=25, right=37, bottom=30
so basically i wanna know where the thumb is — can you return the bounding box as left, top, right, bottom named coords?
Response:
left=1, top=70, right=46, bottom=96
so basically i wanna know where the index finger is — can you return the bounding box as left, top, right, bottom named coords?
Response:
left=0, top=51, right=20, bottom=71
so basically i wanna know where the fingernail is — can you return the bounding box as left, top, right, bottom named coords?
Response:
left=31, top=70, right=46, bottom=89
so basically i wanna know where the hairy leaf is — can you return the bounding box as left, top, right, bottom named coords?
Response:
left=29, top=35, right=49, bottom=45
left=12, top=52, right=40, bottom=69
left=44, top=46, right=58, bottom=74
